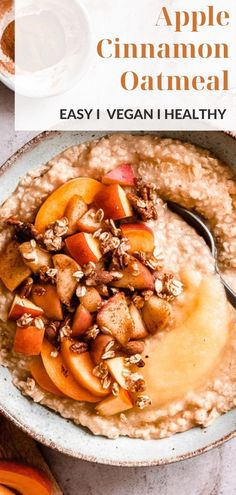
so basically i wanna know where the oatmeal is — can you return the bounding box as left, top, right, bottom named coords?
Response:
left=0, top=134, right=235, bottom=439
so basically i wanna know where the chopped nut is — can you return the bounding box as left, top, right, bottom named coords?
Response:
left=19, top=277, right=34, bottom=298
left=134, top=250, right=163, bottom=271
left=154, top=273, right=183, bottom=300
left=6, top=217, right=42, bottom=243
left=93, top=362, right=109, bottom=379
left=16, top=313, right=34, bottom=328
left=61, top=365, right=69, bottom=377
left=85, top=324, right=100, bottom=340
left=112, top=382, right=120, bottom=396
left=43, top=217, right=68, bottom=251
left=39, top=266, right=58, bottom=284
left=59, top=318, right=72, bottom=341
left=132, top=293, right=145, bottom=310
left=83, top=261, right=97, bottom=276
left=135, top=395, right=152, bottom=409
left=124, top=342, right=145, bottom=357
left=105, top=219, right=122, bottom=237
left=70, top=342, right=88, bottom=354
left=125, top=372, right=146, bottom=393
left=32, top=286, right=46, bottom=296
left=45, top=321, right=60, bottom=342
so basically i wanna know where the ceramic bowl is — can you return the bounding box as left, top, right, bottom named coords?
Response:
left=0, top=130, right=236, bottom=466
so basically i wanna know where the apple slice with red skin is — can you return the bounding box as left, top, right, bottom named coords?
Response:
left=30, top=356, right=64, bottom=396
left=112, top=256, right=154, bottom=291
left=31, top=285, right=63, bottom=321
left=94, top=184, right=132, bottom=220
left=13, top=326, right=45, bottom=356
left=35, top=178, right=104, bottom=233
left=61, top=339, right=110, bottom=397
left=102, top=163, right=135, bottom=186
left=97, top=292, right=133, bottom=345
left=41, top=340, right=99, bottom=402
left=8, top=295, right=43, bottom=320
left=77, top=208, right=104, bottom=233
left=95, top=387, right=133, bottom=416
left=0, top=485, right=16, bottom=495
left=90, top=334, right=114, bottom=365
left=65, top=232, right=102, bottom=266
left=120, top=223, right=154, bottom=253
left=129, top=303, right=149, bottom=339
left=71, top=304, right=93, bottom=337
left=0, top=461, right=53, bottom=495
left=65, top=194, right=88, bottom=235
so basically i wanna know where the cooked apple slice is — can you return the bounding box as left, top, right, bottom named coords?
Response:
left=9, top=295, right=43, bottom=320
left=71, top=304, right=93, bottom=337
left=19, top=242, right=52, bottom=273
left=112, top=256, right=154, bottom=291
left=77, top=208, right=104, bottom=233
left=142, top=275, right=229, bottom=407
left=52, top=254, right=79, bottom=305
left=129, top=303, right=148, bottom=339
left=97, top=293, right=133, bottom=345
left=102, top=163, right=135, bottom=186
left=121, top=224, right=154, bottom=253
left=30, top=356, right=64, bottom=396
left=95, top=387, right=133, bottom=416
left=0, top=461, right=52, bottom=495
left=35, top=178, right=104, bottom=232
left=41, top=340, right=99, bottom=402
left=61, top=339, right=110, bottom=397
left=94, top=184, right=132, bottom=220
left=31, top=285, right=63, bottom=320
left=79, top=287, right=102, bottom=313
left=90, top=334, right=114, bottom=365
left=142, top=296, right=171, bottom=334
left=65, top=194, right=88, bottom=235
left=106, top=357, right=127, bottom=389
left=65, top=232, right=102, bottom=266
left=13, top=326, right=45, bottom=356
left=0, top=241, right=31, bottom=292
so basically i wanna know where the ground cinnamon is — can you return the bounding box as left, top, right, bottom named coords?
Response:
left=1, top=20, right=14, bottom=62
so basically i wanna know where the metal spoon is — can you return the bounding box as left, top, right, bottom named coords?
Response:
left=168, top=201, right=236, bottom=308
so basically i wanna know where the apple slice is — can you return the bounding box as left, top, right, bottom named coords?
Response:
left=30, top=356, right=64, bottom=396
left=142, top=296, right=171, bottom=334
left=120, top=224, right=154, bottom=253
left=13, top=326, right=45, bottom=356
left=71, top=304, right=93, bottom=337
left=142, top=275, right=229, bottom=407
left=35, top=178, right=104, bottom=233
left=52, top=254, right=79, bottom=305
left=94, top=184, right=132, bottom=220
left=97, top=293, right=133, bottom=345
left=31, top=285, right=63, bottom=321
left=112, top=256, right=154, bottom=291
left=106, top=357, right=127, bottom=389
left=0, top=241, right=31, bottom=292
left=129, top=303, right=148, bottom=339
left=19, top=242, right=52, bottom=273
left=90, top=334, right=114, bottom=365
left=77, top=208, right=104, bottom=233
left=8, top=295, right=43, bottom=320
left=79, top=287, right=102, bottom=313
left=102, top=163, right=135, bottom=186
left=95, top=387, right=133, bottom=416
left=65, top=194, right=88, bottom=235
left=65, top=232, right=102, bottom=266
left=41, top=340, right=99, bottom=402
left=61, top=339, right=110, bottom=397
left=0, top=461, right=52, bottom=495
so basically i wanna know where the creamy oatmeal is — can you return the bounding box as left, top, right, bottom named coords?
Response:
left=0, top=134, right=235, bottom=439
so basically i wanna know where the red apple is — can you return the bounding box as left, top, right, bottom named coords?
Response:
left=0, top=461, right=52, bottom=495
left=94, top=184, right=132, bottom=220
left=13, top=326, right=45, bottom=356
left=102, top=164, right=135, bottom=186
left=65, top=232, right=102, bottom=266
left=90, top=334, right=114, bottom=365
left=112, top=256, right=154, bottom=291
left=72, top=304, right=94, bottom=337
left=8, top=295, right=43, bottom=320
left=121, top=223, right=154, bottom=253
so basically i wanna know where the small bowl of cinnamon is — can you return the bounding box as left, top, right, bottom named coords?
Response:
left=0, top=0, right=15, bottom=91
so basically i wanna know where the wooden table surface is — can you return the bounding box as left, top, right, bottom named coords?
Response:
left=0, top=82, right=236, bottom=495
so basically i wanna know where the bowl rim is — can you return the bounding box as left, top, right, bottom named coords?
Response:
left=0, top=129, right=236, bottom=466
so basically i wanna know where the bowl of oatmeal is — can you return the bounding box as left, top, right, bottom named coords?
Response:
left=0, top=130, right=235, bottom=465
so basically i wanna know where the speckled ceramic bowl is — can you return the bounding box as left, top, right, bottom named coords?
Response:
left=0, top=130, right=236, bottom=466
